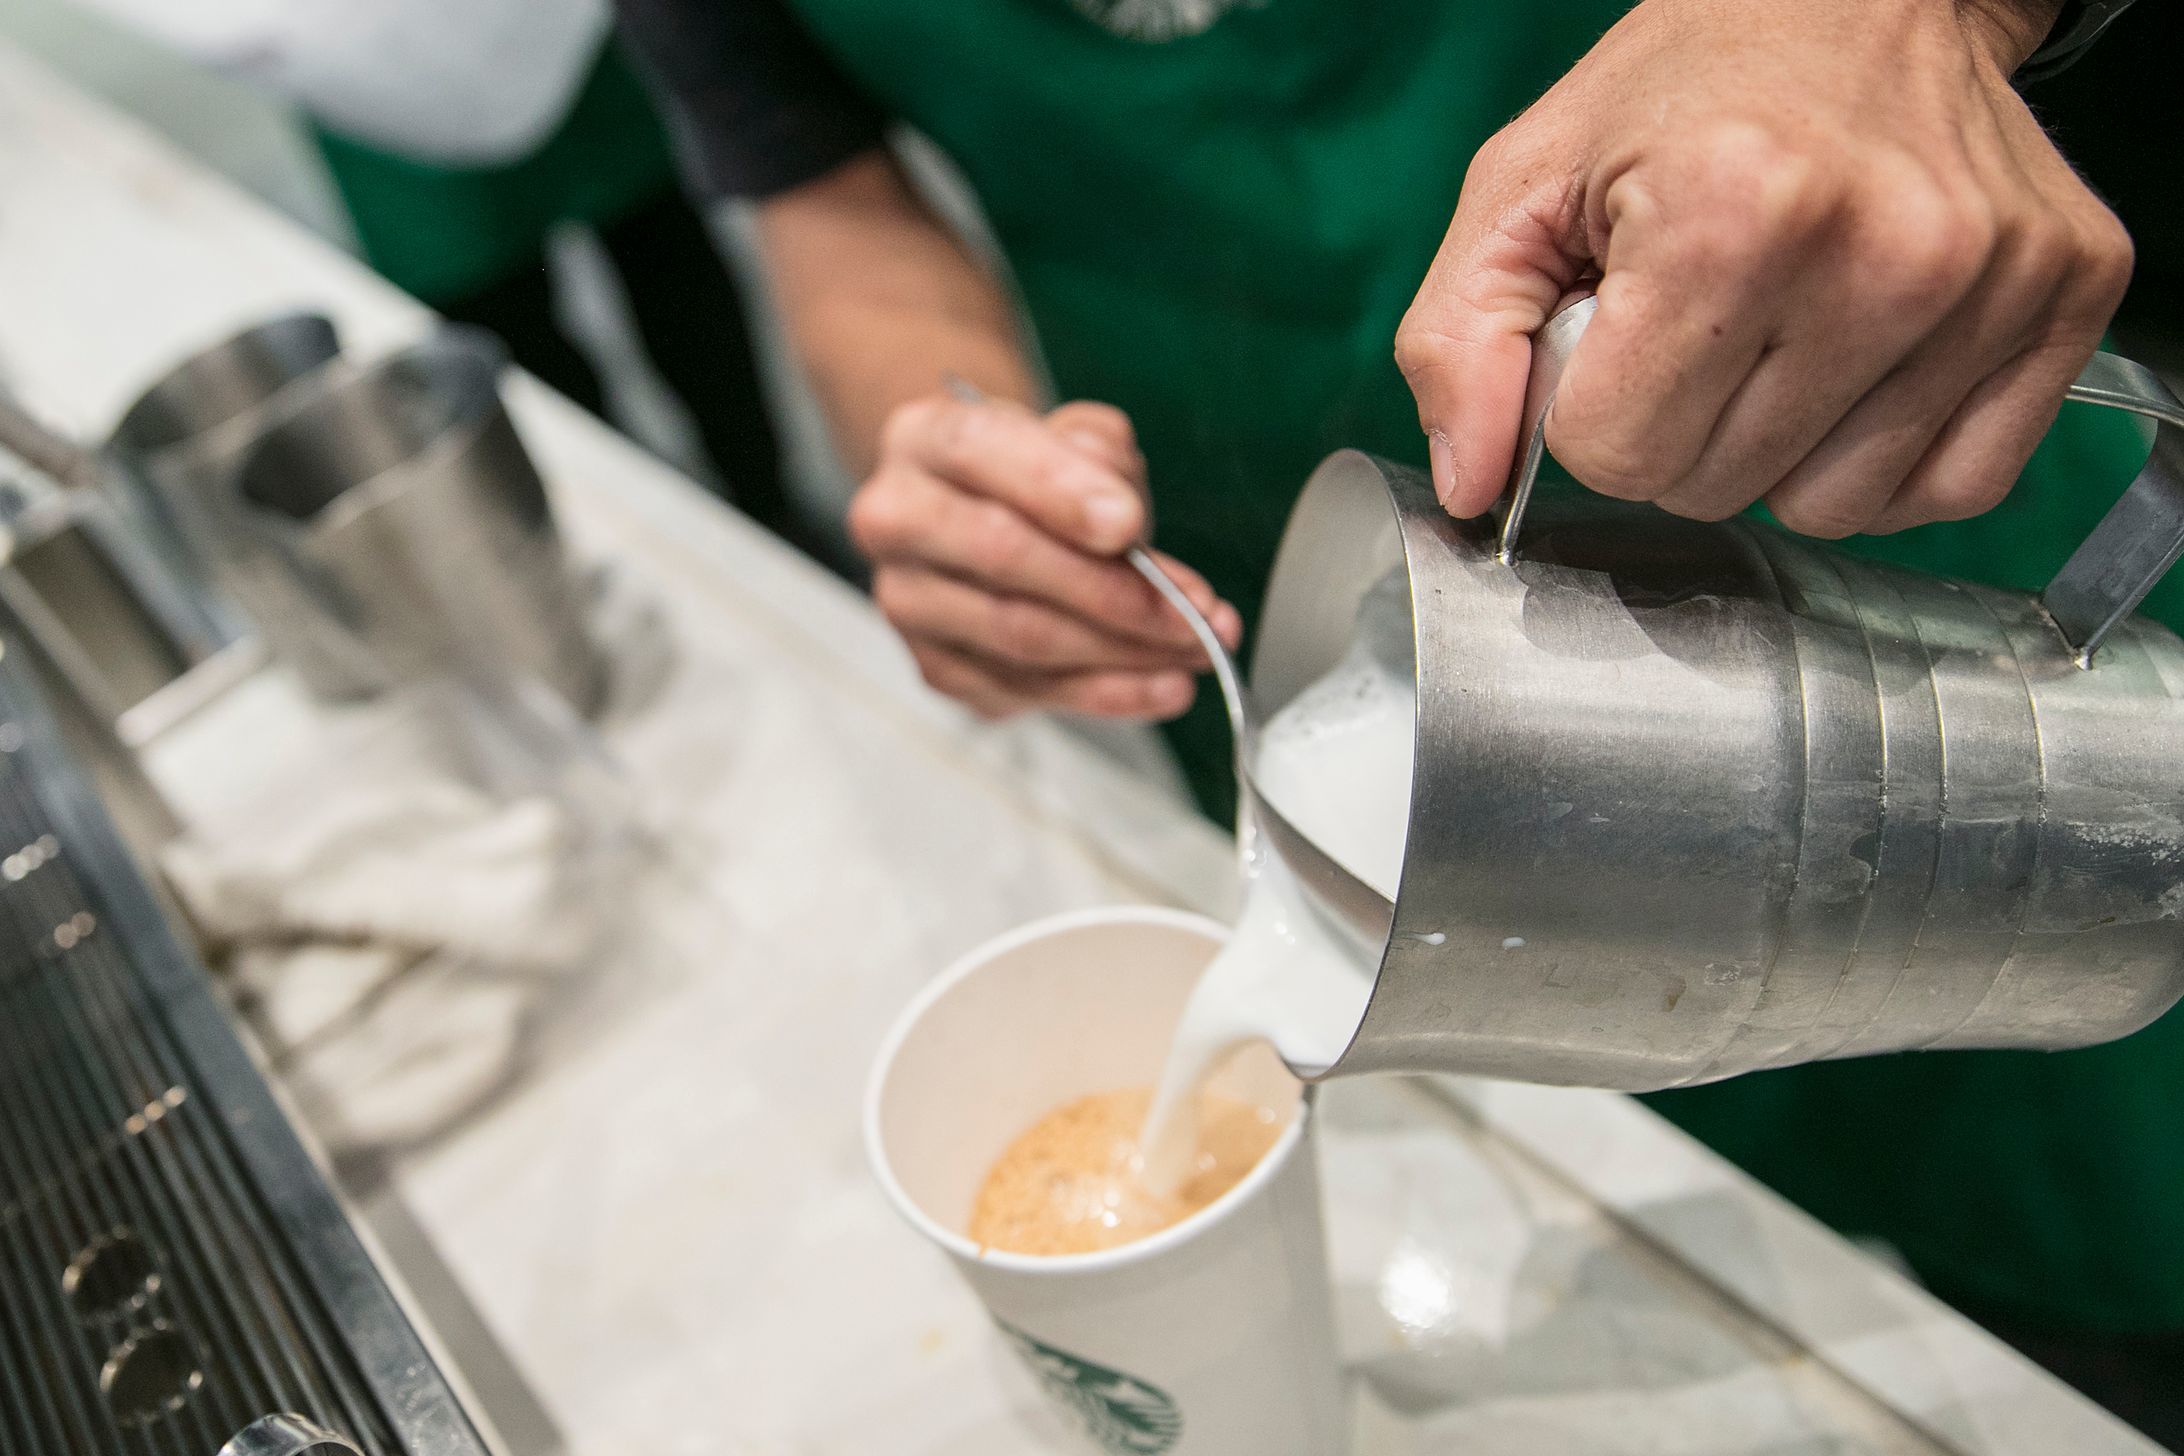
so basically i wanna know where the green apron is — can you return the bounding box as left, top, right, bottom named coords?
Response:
left=312, top=46, right=674, bottom=304
left=778, top=0, right=2179, bottom=1329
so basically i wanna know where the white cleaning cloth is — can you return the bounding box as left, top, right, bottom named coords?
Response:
left=152, top=675, right=614, bottom=1152
left=164, top=779, right=571, bottom=965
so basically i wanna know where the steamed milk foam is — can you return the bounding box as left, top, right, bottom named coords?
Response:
left=1138, top=574, right=1416, bottom=1195
left=969, top=1086, right=1282, bottom=1255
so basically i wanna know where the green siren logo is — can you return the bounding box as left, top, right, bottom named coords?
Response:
left=1067, top=0, right=1264, bottom=41
left=998, top=1321, right=1183, bottom=1455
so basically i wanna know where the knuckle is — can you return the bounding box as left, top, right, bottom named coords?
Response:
left=879, top=397, right=942, bottom=459
left=962, top=502, right=1032, bottom=579
left=1556, top=430, right=1674, bottom=501
left=1910, top=470, right=2012, bottom=525
left=1072, top=677, right=1142, bottom=717
left=1654, top=490, right=1746, bottom=524
left=1865, top=186, right=1992, bottom=300
left=1768, top=492, right=1873, bottom=540
left=1020, top=449, right=1081, bottom=503
left=922, top=397, right=976, bottom=464
left=2077, top=210, right=2136, bottom=311
left=1460, top=123, right=1522, bottom=189
left=2013, top=214, right=2081, bottom=290
left=1680, top=123, right=1835, bottom=256
left=990, top=601, right=1064, bottom=663
left=1054, top=399, right=1132, bottom=441
left=1087, top=570, right=1155, bottom=628
left=1391, top=313, right=1443, bottom=383
left=909, top=646, right=956, bottom=693
left=846, top=484, right=901, bottom=557
left=869, top=569, right=910, bottom=622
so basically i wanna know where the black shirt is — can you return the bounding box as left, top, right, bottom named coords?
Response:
left=613, top=0, right=886, bottom=199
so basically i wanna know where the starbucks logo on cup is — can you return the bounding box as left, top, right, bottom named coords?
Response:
left=1066, top=0, right=1265, bottom=41
left=999, top=1321, right=1183, bottom=1455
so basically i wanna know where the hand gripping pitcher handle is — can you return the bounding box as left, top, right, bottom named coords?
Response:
left=1496, top=296, right=2184, bottom=665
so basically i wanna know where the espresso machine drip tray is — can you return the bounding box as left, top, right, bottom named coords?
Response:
left=0, top=637, right=485, bottom=1454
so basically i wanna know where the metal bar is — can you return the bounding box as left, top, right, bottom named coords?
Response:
left=0, top=792, right=340, bottom=1438
left=2037, top=354, right=2184, bottom=662
left=0, top=976, right=153, bottom=1454
left=0, top=829, right=266, bottom=1449
left=0, top=641, right=482, bottom=1455
left=12, top=794, right=393, bottom=1449
left=0, top=964, right=248, bottom=1451
left=0, top=912, right=229, bottom=1454
left=2042, top=418, right=2184, bottom=662
left=0, top=1185, right=109, bottom=1455
left=0, top=391, right=95, bottom=490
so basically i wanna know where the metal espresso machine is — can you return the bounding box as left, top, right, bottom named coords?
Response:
left=1253, top=298, right=2184, bottom=1089
left=0, top=633, right=491, bottom=1455
left=0, top=313, right=601, bottom=1455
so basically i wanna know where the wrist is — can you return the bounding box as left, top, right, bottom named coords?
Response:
left=1956, top=0, right=2069, bottom=70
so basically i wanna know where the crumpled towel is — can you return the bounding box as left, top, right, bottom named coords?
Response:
left=164, top=779, right=573, bottom=966
left=159, top=772, right=595, bottom=1152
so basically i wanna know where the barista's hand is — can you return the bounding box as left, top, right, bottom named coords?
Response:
left=850, top=394, right=1242, bottom=720
left=1396, top=0, right=2133, bottom=538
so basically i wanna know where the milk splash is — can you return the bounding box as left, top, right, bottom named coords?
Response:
left=1138, top=572, right=1416, bottom=1194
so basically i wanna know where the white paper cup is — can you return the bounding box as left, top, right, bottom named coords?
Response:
left=866, top=906, right=1345, bottom=1456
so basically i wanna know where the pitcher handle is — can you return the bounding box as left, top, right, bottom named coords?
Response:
left=2040, top=355, right=2184, bottom=663
left=1497, top=296, right=2184, bottom=667
left=1493, top=295, right=1595, bottom=565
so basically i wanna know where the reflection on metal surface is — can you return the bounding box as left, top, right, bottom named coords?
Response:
left=100, top=1322, right=205, bottom=1426
left=227, top=326, right=605, bottom=714
left=2044, top=352, right=2184, bottom=660
left=0, top=642, right=488, bottom=1454
left=104, top=312, right=344, bottom=657
left=63, top=1227, right=161, bottom=1320
left=219, top=1412, right=366, bottom=1456
left=1494, top=294, right=1595, bottom=565
left=0, top=444, right=266, bottom=858
left=1255, top=315, right=2184, bottom=1089
left=1378, top=1238, right=1463, bottom=1339
left=0, top=452, right=257, bottom=741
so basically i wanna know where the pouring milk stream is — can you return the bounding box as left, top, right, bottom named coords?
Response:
left=1137, top=572, right=1415, bottom=1194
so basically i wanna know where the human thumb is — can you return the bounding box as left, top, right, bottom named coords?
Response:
left=1394, top=157, right=1586, bottom=518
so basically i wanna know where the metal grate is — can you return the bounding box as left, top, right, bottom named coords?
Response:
left=0, top=648, right=486, bottom=1456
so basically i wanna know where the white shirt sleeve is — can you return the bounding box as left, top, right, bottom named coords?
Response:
left=70, top=0, right=613, bottom=167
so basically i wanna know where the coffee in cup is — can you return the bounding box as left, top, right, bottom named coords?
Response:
left=969, top=1085, right=1285, bottom=1256
left=867, top=907, right=1346, bottom=1456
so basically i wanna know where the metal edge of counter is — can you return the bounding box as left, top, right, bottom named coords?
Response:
left=0, top=633, right=494, bottom=1456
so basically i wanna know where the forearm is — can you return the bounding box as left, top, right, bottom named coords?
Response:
left=756, top=150, right=1037, bottom=477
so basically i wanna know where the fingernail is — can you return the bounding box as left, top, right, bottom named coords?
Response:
left=1061, top=428, right=1111, bottom=456
left=1083, top=490, right=1140, bottom=548
left=1428, top=429, right=1459, bottom=507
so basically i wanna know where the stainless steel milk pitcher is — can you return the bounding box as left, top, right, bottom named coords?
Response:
left=103, top=312, right=346, bottom=667
left=1254, top=297, right=2184, bottom=1089
left=227, top=326, right=606, bottom=715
